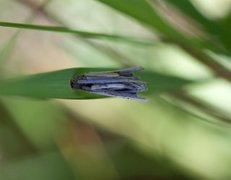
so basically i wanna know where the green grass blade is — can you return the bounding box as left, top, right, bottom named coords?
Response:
left=97, top=0, right=184, bottom=40
left=163, top=0, right=228, bottom=54
left=0, top=21, right=155, bottom=45
left=96, top=0, right=216, bottom=52
left=0, top=68, right=192, bottom=99
left=164, top=0, right=219, bottom=33
left=0, top=68, right=98, bottom=99
left=139, top=72, right=192, bottom=95
left=218, top=14, right=231, bottom=55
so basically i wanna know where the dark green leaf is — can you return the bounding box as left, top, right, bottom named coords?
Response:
left=218, top=13, right=231, bottom=54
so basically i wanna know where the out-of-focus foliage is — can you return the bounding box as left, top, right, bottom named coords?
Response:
left=0, top=0, right=231, bottom=179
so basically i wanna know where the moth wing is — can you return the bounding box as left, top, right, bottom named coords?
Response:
left=89, top=90, right=148, bottom=102
left=115, top=66, right=143, bottom=73
left=87, top=66, right=142, bottom=77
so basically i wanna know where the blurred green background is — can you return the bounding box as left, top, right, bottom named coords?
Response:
left=0, top=0, right=231, bottom=179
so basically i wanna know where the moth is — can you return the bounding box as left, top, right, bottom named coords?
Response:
left=70, top=67, right=148, bottom=102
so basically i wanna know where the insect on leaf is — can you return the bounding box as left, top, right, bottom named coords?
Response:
left=70, top=67, right=148, bottom=102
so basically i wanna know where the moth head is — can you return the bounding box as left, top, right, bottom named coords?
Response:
left=70, top=75, right=85, bottom=89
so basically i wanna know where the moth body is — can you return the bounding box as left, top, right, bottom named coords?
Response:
left=70, top=67, right=148, bottom=102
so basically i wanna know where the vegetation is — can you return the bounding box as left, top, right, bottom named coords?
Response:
left=0, top=0, right=230, bottom=179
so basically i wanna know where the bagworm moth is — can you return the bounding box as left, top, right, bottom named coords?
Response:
left=70, top=67, right=148, bottom=101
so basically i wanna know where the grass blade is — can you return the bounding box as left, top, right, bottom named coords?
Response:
left=163, top=0, right=219, bottom=34
left=163, top=0, right=228, bottom=55
left=0, top=21, right=155, bottom=45
left=0, top=68, right=192, bottom=99
left=219, top=14, right=231, bottom=55
left=96, top=0, right=216, bottom=52
left=97, top=0, right=184, bottom=40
